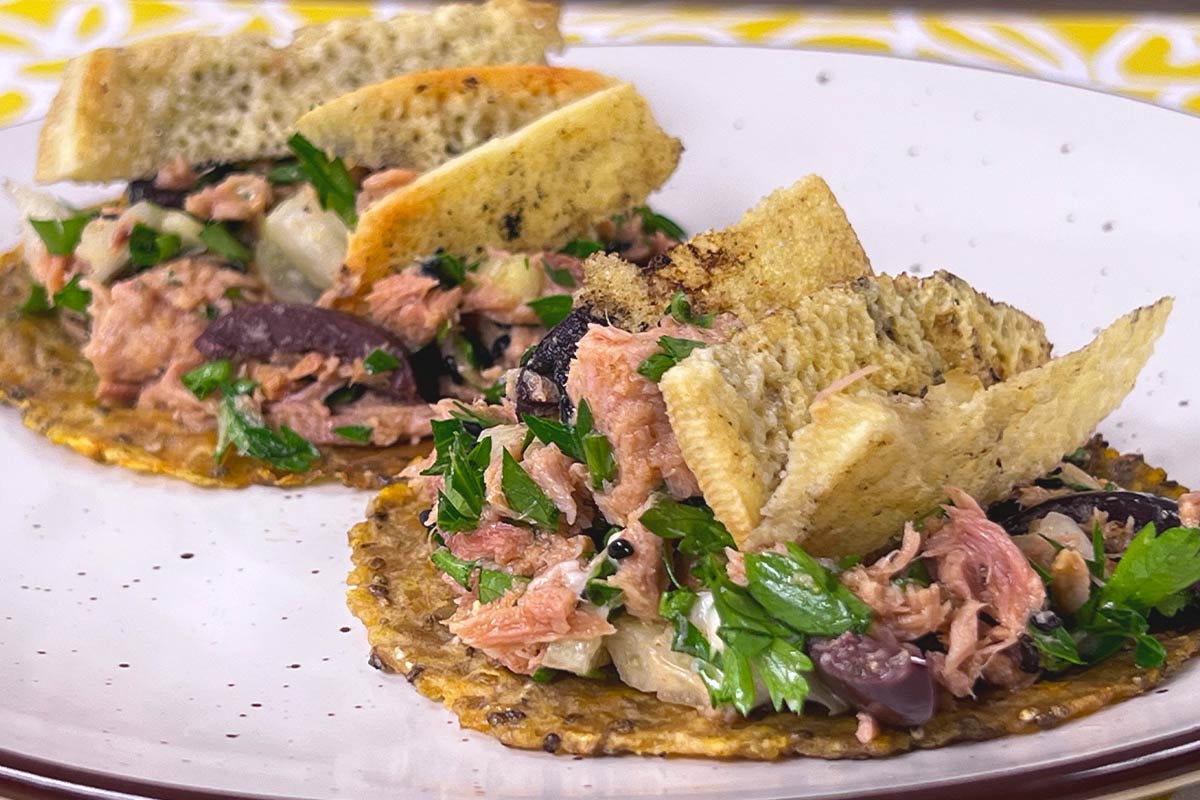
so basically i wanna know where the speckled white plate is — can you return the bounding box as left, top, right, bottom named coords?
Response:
left=2, top=45, right=1199, bottom=800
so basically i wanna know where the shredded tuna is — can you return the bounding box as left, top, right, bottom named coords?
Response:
left=447, top=522, right=534, bottom=567
left=1180, top=492, right=1200, bottom=529
left=923, top=488, right=1046, bottom=697
left=29, top=252, right=76, bottom=294
left=726, top=549, right=748, bottom=586
left=608, top=504, right=666, bottom=619
left=365, top=271, right=462, bottom=350
left=136, top=356, right=214, bottom=430
left=184, top=174, right=273, bottom=222
left=356, top=168, right=420, bottom=214
left=268, top=396, right=435, bottom=447
left=479, top=425, right=531, bottom=520
left=810, top=365, right=881, bottom=408
left=400, top=450, right=441, bottom=502
left=82, top=258, right=260, bottom=406
left=447, top=558, right=614, bottom=674
left=154, top=156, right=199, bottom=191
left=565, top=322, right=722, bottom=525
left=841, top=524, right=951, bottom=641
left=855, top=712, right=881, bottom=744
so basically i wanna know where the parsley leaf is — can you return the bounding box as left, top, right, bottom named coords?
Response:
left=481, top=379, right=506, bottom=405
left=523, top=414, right=581, bottom=460
left=479, top=568, right=521, bottom=604
left=449, top=402, right=502, bottom=430
left=430, top=548, right=477, bottom=589
left=744, top=545, right=873, bottom=636
left=1099, top=524, right=1200, bottom=616
left=215, top=393, right=320, bottom=472
left=522, top=398, right=616, bottom=490
left=30, top=215, right=90, bottom=256
left=542, top=261, right=577, bottom=288
left=500, top=449, right=560, bottom=530
left=19, top=283, right=51, bottom=315
left=640, top=497, right=735, bottom=558
left=333, top=424, right=373, bottom=444
left=667, top=291, right=712, bottom=328
left=421, top=251, right=474, bottom=288
left=363, top=348, right=401, bottom=375
left=181, top=359, right=233, bottom=400
left=199, top=222, right=252, bottom=268
left=52, top=275, right=91, bottom=313
left=435, top=434, right=491, bottom=534
left=757, top=638, right=814, bottom=713
left=286, top=132, right=358, bottom=228
left=558, top=239, right=604, bottom=259
left=1026, top=623, right=1086, bottom=672
left=637, top=336, right=706, bottom=382
left=527, top=294, right=573, bottom=328
left=633, top=206, right=686, bottom=241
left=128, top=223, right=182, bottom=268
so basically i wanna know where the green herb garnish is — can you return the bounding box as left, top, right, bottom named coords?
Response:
left=527, top=294, right=573, bottom=328
left=333, top=425, right=373, bottom=444
left=52, top=275, right=92, bottom=314
left=199, top=222, right=252, bottom=267
left=286, top=132, right=358, bottom=228
left=522, top=398, right=615, bottom=490
left=128, top=223, right=182, bottom=268
left=181, top=359, right=233, bottom=400
left=266, top=160, right=306, bottom=184
left=215, top=393, right=319, bottom=473
left=19, top=283, right=51, bottom=315
left=558, top=239, right=604, bottom=259
left=542, top=260, right=578, bottom=288
left=636, top=336, right=706, bottom=382
left=667, top=290, right=712, bottom=328
left=363, top=348, right=401, bottom=375
left=500, top=449, right=561, bottom=530
left=324, top=384, right=366, bottom=409
left=30, top=215, right=90, bottom=256
left=423, top=423, right=490, bottom=534
left=423, top=251, right=475, bottom=288
left=429, top=546, right=523, bottom=604
left=634, top=206, right=686, bottom=241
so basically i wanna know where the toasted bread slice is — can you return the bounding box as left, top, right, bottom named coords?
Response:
left=658, top=272, right=1053, bottom=545
left=578, top=176, right=872, bottom=329
left=296, top=65, right=617, bottom=170
left=35, top=0, right=561, bottom=183
left=337, top=82, right=681, bottom=306
left=747, top=299, right=1171, bottom=555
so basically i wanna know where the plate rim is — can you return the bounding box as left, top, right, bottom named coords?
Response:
left=4, top=42, right=1200, bottom=800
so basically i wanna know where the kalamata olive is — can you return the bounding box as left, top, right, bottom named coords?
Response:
left=516, top=307, right=603, bottom=422
left=1016, top=633, right=1040, bottom=673
left=195, top=304, right=417, bottom=402
left=993, top=491, right=1180, bottom=537
left=809, top=632, right=937, bottom=727
left=127, top=179, right=186, bottom=209
left=1031, top=610, right=1062, bottom=632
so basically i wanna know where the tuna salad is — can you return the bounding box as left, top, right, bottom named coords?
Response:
left=402, top=304, right=1200, bottom=744
left=6, top=136, right=682, bottom=473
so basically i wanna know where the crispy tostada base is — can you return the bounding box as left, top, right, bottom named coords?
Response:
left=0, top=250, right=427, bottom=489
left=345, top=437, right=1198, bottom=758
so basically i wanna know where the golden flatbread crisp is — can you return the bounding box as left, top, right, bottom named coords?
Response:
left=345, top=450, right=1199, bottom=759
left=0, top=252, right=426, bottom=489
left=659, top=271, right=1052, bottom=545
left=749, top=299, right=1172, bottom=555
left=578, top=175, right=872, bottom=329
left=296, top=65, right=617, bottom=170
left=337, top=83, right=681, bottom=308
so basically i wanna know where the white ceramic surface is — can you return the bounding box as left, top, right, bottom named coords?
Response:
left=1, top=45, right=1199, bottom=799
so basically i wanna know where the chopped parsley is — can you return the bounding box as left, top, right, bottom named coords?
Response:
left=323, top=384, right=366, bottom=409
left=558, top=239, right=604, bottom=259
left=1028, top=523, right=1200, bottom=672
left=522, top=398, right=615, bottom=489
left=500, top=449, right=561, bottom=530
left=333, top=424, right=373, bottom=444
left=30, top=215, right=90, bottom=256
left=634, top=206, right=686, bottom=241
left=421, top=418, right=491, bottom=533
left=481, top=379, right=506, bottom=405
left=363, top=348, right=401, bottom=375
left=25, top=275, right=94, bottom=315
left=181, top=359, right=233, bottom=400
left=286, top=132, right=358, bottom=228
left=430, top=547, right=525, bottom=604
left=421, top=251, right=475, bottom=288
left=128, top=223, right=182, bottom=269
left=199, top=222, right=252, bottom=268
left=216, top=392, right=320, bottom=473
left=527, top=294, right=573, bottom=328
left=542, top=260, right=578, bottom=288
left=636, top=336, right=706, bottom=382
left=265, top=160, right=306, bottom=184
left=667, top=290, right=713, bottom=328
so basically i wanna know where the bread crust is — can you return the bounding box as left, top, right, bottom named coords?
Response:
left=36, top=0, right=562, bottom=182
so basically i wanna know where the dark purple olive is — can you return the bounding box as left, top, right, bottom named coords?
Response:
left=993, top=491, right=1180, bottom=537
left=195, top=304, right=417, bottom=402
left=810, top=632, right=936, bottom=727
left=1016, top=633, right=1040, bottom=673
left=127, top=179, right=186, bottom=209
left=515, top=307, right=602, bottom=421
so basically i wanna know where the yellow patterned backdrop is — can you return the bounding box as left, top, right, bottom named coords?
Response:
left=0, top=1, right=1198, bottom=128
